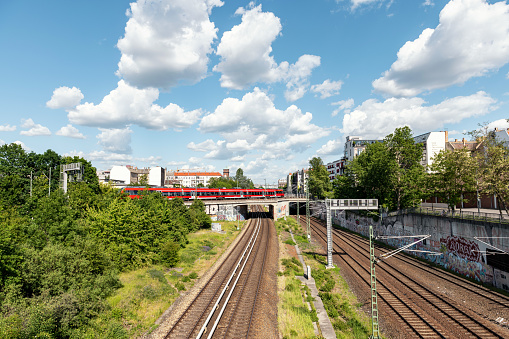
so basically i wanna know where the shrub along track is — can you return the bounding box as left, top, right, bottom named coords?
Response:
left=296, top=215, right=509, bottom=338
left=161, top=206, right=278, bottom=339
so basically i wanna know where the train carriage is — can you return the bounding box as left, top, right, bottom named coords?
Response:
left=122, top=187, right=284, bottom=200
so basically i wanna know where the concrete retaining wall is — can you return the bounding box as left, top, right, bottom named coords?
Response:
left=331, top=211, right=509, bottom=292
left=207, top=204, right=247, bottom=221
left=275, top=201, right=289, bottom=220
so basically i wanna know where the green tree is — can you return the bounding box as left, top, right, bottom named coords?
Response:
left=138, top=173, right=149, bottom=186
left=234, top=168, right=255, bottom=189
left=384, top=126, right=425, bottom=210
left=0, top=143, right=28, bottom=177
left=469, top=123, right=509, bottom=216
left=208, top=177, right=235, bottom=188
left=189, top=199, right=212, bottom=229
left=333, top=127, right=425, bottom=211
left=428, top=149, right=476, bottom=212
left=308, top=157, right=332, bottom=199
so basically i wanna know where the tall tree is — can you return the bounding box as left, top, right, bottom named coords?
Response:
left=469, top=123, right=509, bottom=216
left=384, top=126, right=425, bottom=210
left=308, top=157, right=332, bottom=199
left=428, top=149, right=476, bottom=212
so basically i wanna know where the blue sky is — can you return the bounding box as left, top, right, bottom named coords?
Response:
left=1, top=0, right=508, bottom=185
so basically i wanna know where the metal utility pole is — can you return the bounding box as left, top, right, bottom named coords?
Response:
left=306, top=180, right=310, bottom=239
left=369, top=225, right=380, bottom=339
left=297, top=201, right=299, bottom=223
left=48, top=167, right=51, bottom=196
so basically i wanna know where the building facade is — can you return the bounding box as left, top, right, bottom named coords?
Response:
left=287, top=169, right=308, bottom=195
left=413, top=131, right=447, bottom=169
left=165, top=171, right=222, bottom=187
left=326, top=158, right=346, bottom=182
left=344, top=136, right=382, bottom=162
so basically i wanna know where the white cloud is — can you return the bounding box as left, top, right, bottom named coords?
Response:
left=20, top=119, right=51, bottom=136
left=136, top=155, right=163, bottom=166
left=214, top=3, right=320, bottom=96
left=68, top=80, right=202, bottom=130
left=373, top=0, right=509, bottom=97
left=331, top=98, right=355, bottom=116
left=0, top=124, right=16, bottom=132
left=13, top=140, right=30, bottom=151
left=422, top=0, right=434, bottom=6
left=166, top=160, right=187, bottom=167
left=96, top=127, right=133, bottom=154
left=285, top=55, right=321, bottom=102
left=87, top=150, right=133, bottom=164
left=487, top=118, right=509, bottom=130
left=351, top=0, right=383, bottom=11
left=341, top=91, right=496, bottom=139
left=506, top=71, right=509, bottom=79
left=116, top=0, right=223, bottom=89
left=56, top=124, right=86, bottom=139
left=317, top=139, right=344, bottom=156
left=46, top=86, right=84, bottom=109
left=198, top=88, right=329, bottom=160
left=214, top=4, right=283, bottom=89
left=311, top=79, right=343, bottom=99
left=231, top=155, right=245, bottom=162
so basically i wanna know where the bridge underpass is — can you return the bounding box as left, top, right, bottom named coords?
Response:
left=184, top=197, right=307, bottom=221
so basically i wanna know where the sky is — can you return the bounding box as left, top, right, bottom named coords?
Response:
left=1, top=0, right=508, bottom=185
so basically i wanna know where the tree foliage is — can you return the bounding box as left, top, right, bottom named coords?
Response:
left=468, top=123, right=509, bottom=215
left=428, top=149, right=476, bottom=212
left=208, top=168, right=254, bottom=189
left=333, top=127, right=425, bottom=211
left=308, top=157, right=332, bottom=199
left=0, top=146, right=214, bottom=338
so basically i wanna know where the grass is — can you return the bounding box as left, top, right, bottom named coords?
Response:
left=76, top=220, right=245, bottom=338
left=279, top=215, right=374, bottom=339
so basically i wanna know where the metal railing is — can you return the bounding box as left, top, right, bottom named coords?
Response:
left=388, top=207, right=509, bottom=225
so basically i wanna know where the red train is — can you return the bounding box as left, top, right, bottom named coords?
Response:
left=122, top=187, right=285, bottom=200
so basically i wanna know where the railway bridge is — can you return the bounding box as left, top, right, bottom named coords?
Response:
left=184, top=196, right=307, bottom=220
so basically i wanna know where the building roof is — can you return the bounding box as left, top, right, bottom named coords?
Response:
left=446, top=138, right=483, bottom=151
left=171, top=172, right=222, bottom=177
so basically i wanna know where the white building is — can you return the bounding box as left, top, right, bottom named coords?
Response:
left=326, top=158, right=346, bottom=182
left=287, top=169, right=308, bottom=195
left=166, top=171, right=222, bottom=187
left=149, top=166, right=165, bottom=186
left=494, top=128, right=509, bottom=147
left=96, top=170, right=110, bottom=184
left=344, top=136, right=382, bottom=162
left=413, top=131, right=447, bottom=169
left=109, top=165, right=152, bottom=186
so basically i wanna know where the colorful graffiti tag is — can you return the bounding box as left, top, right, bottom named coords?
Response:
left=440, top=235, right=481, bottom=262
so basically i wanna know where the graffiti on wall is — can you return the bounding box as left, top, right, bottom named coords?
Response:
left=276, top=202, right=288, bottom=220
left=440, top=235, right=481, bottom=262
left=331, top=212, right=498, bottom=286
left=210, top=205, right=245, bottom=222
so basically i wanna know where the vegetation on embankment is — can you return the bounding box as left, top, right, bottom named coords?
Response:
left=0, top=143, right=217, bottom=338
left=275, top=217, right=372, bottom=339
left=77, top=221, right=244, bottom=338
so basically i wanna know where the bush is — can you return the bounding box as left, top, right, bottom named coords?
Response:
left=160, top=240, right=180, bottom=267
left=175, top=282, right=186, bottom=291
left=284, top=239, right=296, bottom=246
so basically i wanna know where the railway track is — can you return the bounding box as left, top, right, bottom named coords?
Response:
left=297, top=215, right=509, bottom=338
left=164, top=206, right=276, bottom=339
